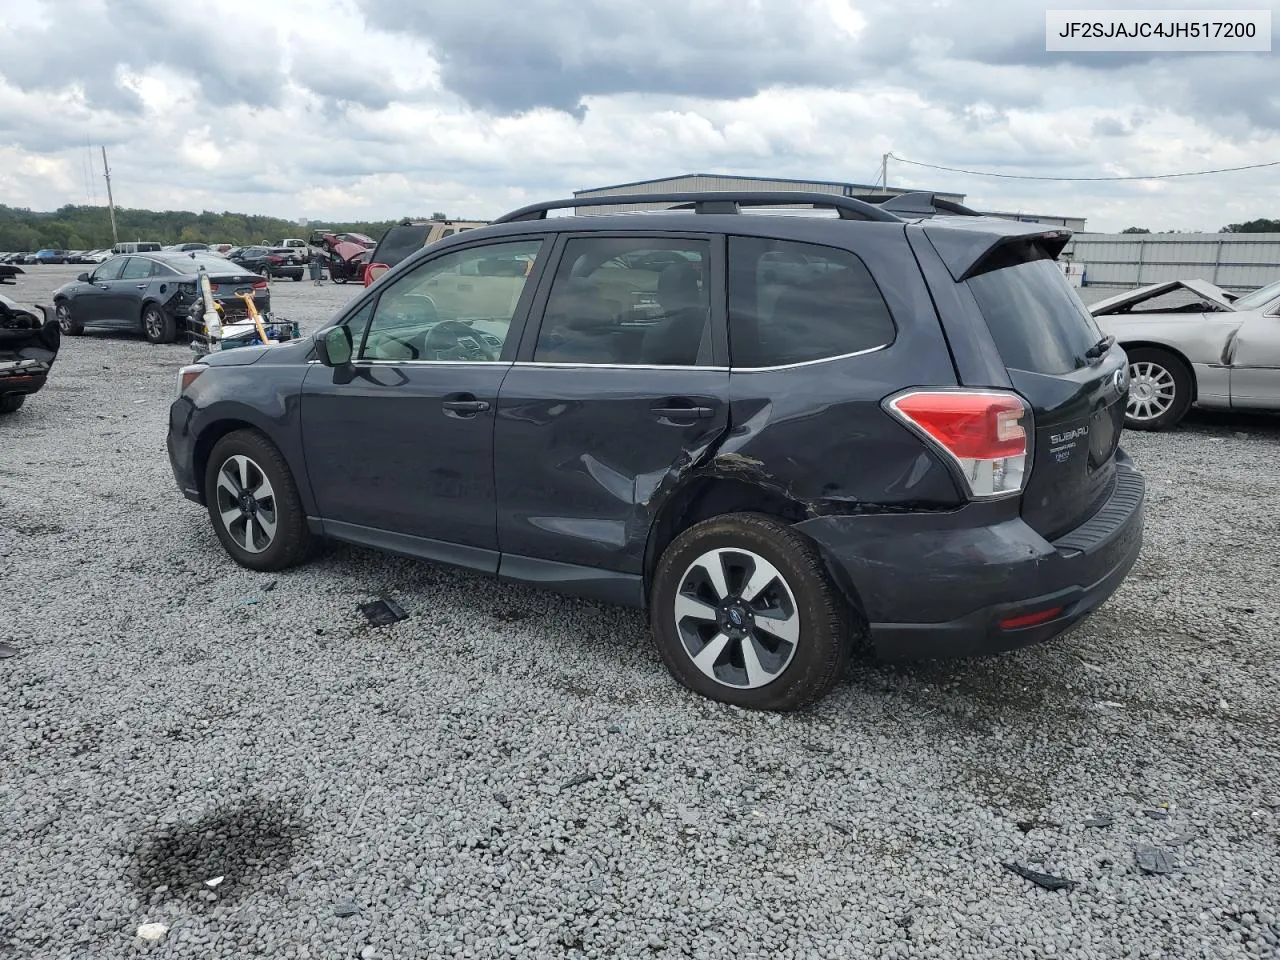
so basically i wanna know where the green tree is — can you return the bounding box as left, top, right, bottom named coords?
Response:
left=1121, top=226, right=1151, bottom=234
left=1220, top=218, right=1280, bottom=233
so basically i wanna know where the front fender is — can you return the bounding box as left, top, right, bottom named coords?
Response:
left=175, top=360, right=313, bottom=513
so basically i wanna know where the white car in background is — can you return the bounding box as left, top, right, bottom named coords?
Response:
left=1091, top=278, right=1280, bottom=430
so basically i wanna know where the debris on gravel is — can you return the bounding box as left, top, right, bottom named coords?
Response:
left=1135, top=845, right=1177, bottom=875
left=2, top=266, right=1279, bottom=958
left=359, top=597, right=409, bottom=627
left=1002, top=862, right=1079, bottom=891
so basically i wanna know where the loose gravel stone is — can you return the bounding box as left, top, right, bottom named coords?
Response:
left=1, top=266, right=1278, bottom=959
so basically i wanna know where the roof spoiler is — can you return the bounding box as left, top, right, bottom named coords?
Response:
left=862, top=192, right=984, bottom=218
left=921, top=220, right=1074, bottom=281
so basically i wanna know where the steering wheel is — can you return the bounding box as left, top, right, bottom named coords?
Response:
left=424, top=319, right=497, bottom=361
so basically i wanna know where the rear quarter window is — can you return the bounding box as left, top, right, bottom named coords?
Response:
left=966, top=255, right=1103, bottom=375
left=728, top=237, right=895, bottom=368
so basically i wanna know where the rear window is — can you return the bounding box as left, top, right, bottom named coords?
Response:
left=182, top=256, right=243, bottom=273
left=967, top=255, right=1103, bottom=375
left=372, top=224, right=432, bottom=270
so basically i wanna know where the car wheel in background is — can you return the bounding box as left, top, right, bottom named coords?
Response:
left=0, top=394, right=26, bottom=414
left=55, top=302, right=83, bottom=336
left=1123, top=347, right=1193, bottom=431
left=141, top=304, right=176, bottom=344
left=204, top=429, right=314, bottom=572
left=649, top=512, right=854, bottom=711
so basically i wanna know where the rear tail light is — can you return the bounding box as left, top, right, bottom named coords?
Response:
left=208, top=283, right=219, bottom=292
left=252, top=280, right=268, bottom=291
left=886, top=389, right=1031, bottom=499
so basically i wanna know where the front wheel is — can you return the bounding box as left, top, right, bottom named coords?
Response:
left=55, top=301, right=83, bottom=335
left=0, top=394, right=25, bottom=414
left=649, top=513, right=854, bottom=711
left=1124, top=347, right=1193, bottom=431
left=203, top=429, right=314, bottom=571
left=142, top=304, right=176, bottom=344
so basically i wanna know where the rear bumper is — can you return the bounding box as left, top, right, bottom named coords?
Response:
left=795, top=452, right=1145, bottom=660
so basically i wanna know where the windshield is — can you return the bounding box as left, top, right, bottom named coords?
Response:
left=372, top=224, right=432, bottom=269
left=967, top=256, right=1103, bottom=375
left=1232, top=279, right=1280, bottom=312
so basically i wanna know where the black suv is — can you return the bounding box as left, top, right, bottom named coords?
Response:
left=167, top=191, right=1144, bottom=711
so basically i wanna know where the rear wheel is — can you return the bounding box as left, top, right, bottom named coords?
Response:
left=0, top=394, right=26, bottom=414
left=1124, top=347, right=1193, bottom=431
left=142, top=304, right=176, bottom=344
left=649, top=513, right=854, bottom=711
left=55, top=301, right=83, bottom=335
left=203, top=429, right=313, bottom=571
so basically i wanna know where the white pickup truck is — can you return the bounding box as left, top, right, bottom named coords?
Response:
left=276, top=239, right=308, bottom=249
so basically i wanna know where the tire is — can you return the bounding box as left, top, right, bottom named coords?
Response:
left=55, top=301, right=83, bottom=336
left=649, top=512, right=854, bottom=711
left=0, top=394, right=25, bottom=414
left=141, top=304, right=176, bottom=344
left=203, top=429, right=313, bottom=571
left=1124, top=347, right=1193, bottom=431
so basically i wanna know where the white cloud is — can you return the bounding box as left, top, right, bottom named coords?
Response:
left=0, top=0, right=1276, bottom=232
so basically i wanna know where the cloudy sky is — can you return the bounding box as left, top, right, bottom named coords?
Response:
left=0, top=0, right=1276, bottom=232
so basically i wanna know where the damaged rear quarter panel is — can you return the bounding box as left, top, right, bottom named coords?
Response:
left=715, top=223, right=964, bottom=516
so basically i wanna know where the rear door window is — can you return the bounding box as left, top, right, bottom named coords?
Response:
left=966, top=256, right=1103, bottom=375
left=533, top=237, right=712, bottom=366
left=372, top=225, right=432, bottom=269
left=727, top=237, right=895, bottom=368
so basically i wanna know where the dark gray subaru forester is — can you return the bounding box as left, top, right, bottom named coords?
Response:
left=167, top=191, right=1144, bottom=711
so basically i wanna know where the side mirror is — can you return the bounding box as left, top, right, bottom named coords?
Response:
left=315, top=326, right=353, bottom=367
left=77, top=272, right=89, bottom=283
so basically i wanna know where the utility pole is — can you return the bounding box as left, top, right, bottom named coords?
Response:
left=101, top=146, right=119, bottom=247
left=880, top=153, right=889, bottom=194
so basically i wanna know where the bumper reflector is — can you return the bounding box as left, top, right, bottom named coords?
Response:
left=999, top=606, right=1064, bottom=631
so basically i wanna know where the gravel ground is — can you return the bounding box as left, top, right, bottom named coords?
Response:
left=2, top=265, right=1279, bottom=959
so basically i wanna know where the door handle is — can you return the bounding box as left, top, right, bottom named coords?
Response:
left=442, top=396, right=490, bottom=417
left=136, top=283, right=148, bottom=289
left=651, top=401, right=715, bottom=420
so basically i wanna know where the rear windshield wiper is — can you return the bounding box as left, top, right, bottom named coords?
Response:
left=1085, top=335, right=1115, bottom=362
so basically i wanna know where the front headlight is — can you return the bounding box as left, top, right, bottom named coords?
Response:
left=177, top=364, right=205, bottom=396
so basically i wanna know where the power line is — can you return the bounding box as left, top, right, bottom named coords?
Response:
left=888, top=153, right=1280, bottom=182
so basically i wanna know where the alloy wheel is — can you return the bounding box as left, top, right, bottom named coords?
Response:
left=143, top=308, right=165, bottom=341
left=56, top=303, right=74, bottom=333
left=673, top=547, right=800, bottom=689
left=1126, top=360, right=1176, bottom=423
left=214, top=454, right=278, bottom=554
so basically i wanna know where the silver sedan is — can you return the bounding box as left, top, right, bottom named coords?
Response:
left=1091, top=278, right=1280, bottom=430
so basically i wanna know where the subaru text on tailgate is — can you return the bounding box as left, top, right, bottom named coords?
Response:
left=166, top=190, right=1144, bottom=711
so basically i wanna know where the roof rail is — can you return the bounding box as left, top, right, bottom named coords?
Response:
left=864, top=192, right=983, bottom=218
left=492, top=191, right=904, bottom=224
